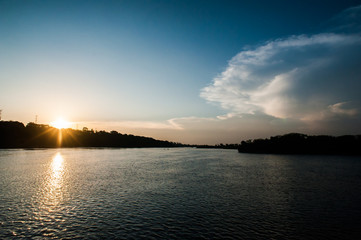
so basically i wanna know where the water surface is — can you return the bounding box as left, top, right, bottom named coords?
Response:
left=1, top=148, right=361, bottom=239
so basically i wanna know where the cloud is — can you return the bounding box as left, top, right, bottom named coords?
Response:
left=201, top=32, right=361, bottom=122
left=199, top=5, right=361, bottom=138
left=77, top=119, right=183, bottom=132
left=301, top=101, right=359, bottom=122
left=326, top=5, right=361, bottom=33
left=328, top=102, right=358, bottom=116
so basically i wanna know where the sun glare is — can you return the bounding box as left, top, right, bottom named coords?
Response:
left=51, top=118, right=71, bottom=129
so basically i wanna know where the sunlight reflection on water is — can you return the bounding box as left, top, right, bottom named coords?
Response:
left=1, top=149, right=361, bottom=239
left=51, top=153, right=64, bottom=183
left=31, top=152, right=66, bottom=236
left=46, top=152, right=64, bottom=204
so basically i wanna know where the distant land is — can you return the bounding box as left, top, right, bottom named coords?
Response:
left=238, top=133, right=361, bottom=155
left=1, top=121, right=361, bottom=154
left=0, top=121, right=185, bottom=148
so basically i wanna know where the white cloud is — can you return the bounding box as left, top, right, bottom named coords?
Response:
left=301, top=102, right=359, bottom=122
left=328, top=102, right=358, bottom=116
left=199, top=5, right=361, bottom=140
left=201, top=33, right=361, bottom=124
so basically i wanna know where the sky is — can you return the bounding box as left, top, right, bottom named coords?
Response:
left=1, top=0, right=361, bottom=144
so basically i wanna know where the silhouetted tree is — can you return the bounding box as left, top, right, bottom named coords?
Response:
left=238, top=133, right=361, bottom=155
left=0, top=120, right=184, bottom=148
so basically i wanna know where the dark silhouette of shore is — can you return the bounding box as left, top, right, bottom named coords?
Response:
left=2, top=121, right=360, bottom=154
left=238, top=133, right=361, bottom=155
left=0, top=121, right=184, bottom=148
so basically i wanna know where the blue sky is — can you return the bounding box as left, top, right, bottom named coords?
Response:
left=1, top=0, right=361, bottom=144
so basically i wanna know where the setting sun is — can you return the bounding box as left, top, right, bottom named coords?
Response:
left=50, top=118, right=71, bottom=129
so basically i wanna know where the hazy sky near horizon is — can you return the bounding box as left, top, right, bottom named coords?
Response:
left=1, top=0, right=361, bottom=144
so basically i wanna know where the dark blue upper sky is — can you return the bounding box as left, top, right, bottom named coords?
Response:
left=3, top=0, right=360, bottom=67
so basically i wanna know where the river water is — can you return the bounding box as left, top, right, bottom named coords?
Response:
left=1, top=148, right=361, bottom=239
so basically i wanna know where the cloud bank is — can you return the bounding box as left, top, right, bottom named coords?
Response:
left=201, top=33, right=361, bottom=119
left=200, top=6, right=361, bottom=138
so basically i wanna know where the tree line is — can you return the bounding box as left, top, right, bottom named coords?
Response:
left=0, top=121, right=184, bottom=148
left=238, top=133, right=361, bottom=155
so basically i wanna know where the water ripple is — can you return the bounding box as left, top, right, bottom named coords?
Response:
left=1, top=149, right=361, bottom=239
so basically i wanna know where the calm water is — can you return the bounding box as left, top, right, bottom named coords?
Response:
left=1, top=148, right=361, bottom=239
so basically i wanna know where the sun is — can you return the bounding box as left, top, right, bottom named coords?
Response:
left=50, top=118, right=71, bottom=129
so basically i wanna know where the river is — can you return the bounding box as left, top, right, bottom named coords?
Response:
left=1, top=148, right=360, bottom=239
